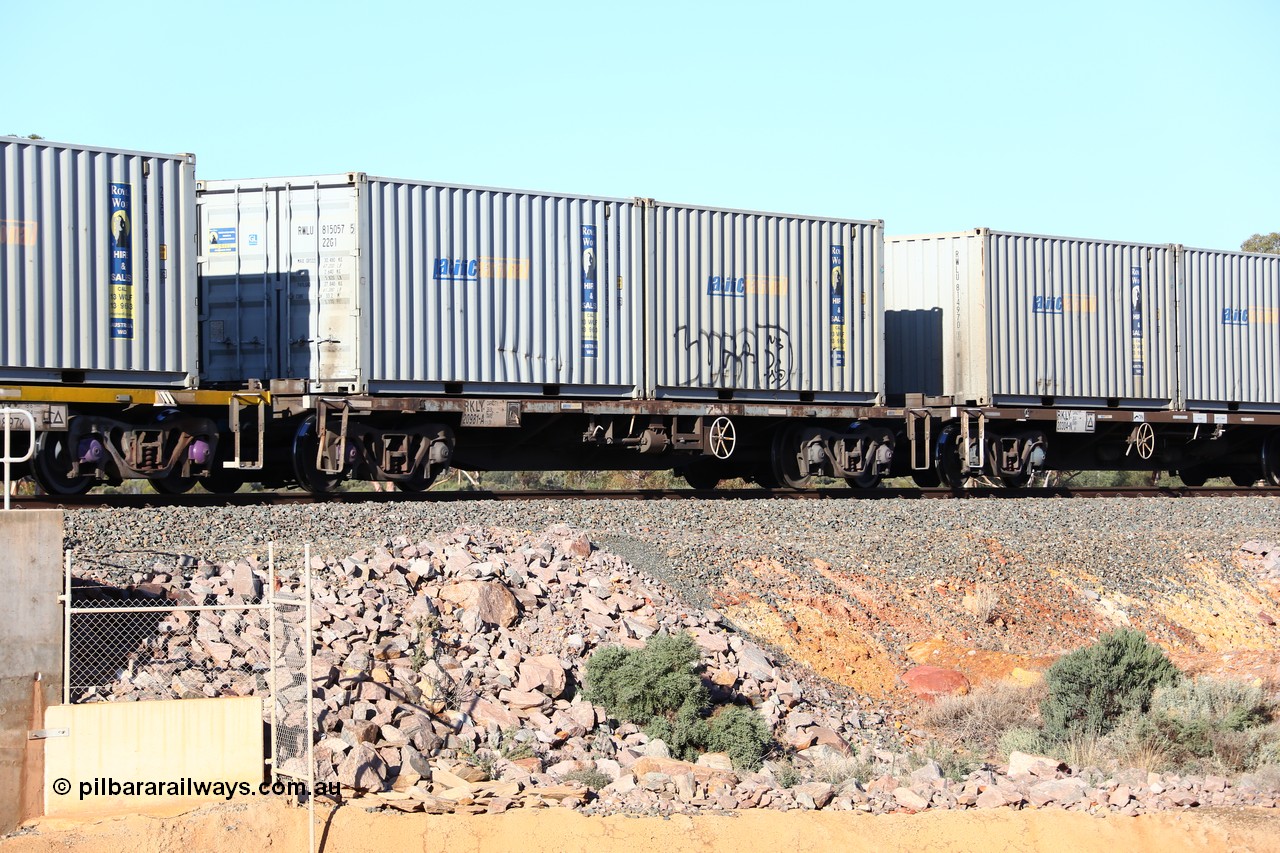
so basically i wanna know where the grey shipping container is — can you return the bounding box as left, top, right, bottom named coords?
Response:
left=885, top=229, right=1177, bottom=408
left=198, top=174, right=641, bottom=396
left=0, top=136, right=198, bottom=386
left=644, top=202, right=882, bottom=403
left=1178, top=246, right=1280, bottom=412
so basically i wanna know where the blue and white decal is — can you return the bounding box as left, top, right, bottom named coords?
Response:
left=208, top=226, right=237, bottom=254
left=707, top=275, right=747, bottom=297
left=434, top=258, right=479, bottom=282
left=830, top=245, right=846, bottom=367
left=109, top=182, right=133, bottom=339
left=1129, top=265, right=1144, bottom=376
left=1032, top=295, right=1064, bottom=315
left=581, top=225, right=598, bottom=359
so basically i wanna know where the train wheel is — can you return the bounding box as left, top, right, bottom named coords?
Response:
left=152, top=474, right=197, bottom=495
left=910, top=468, right=942, bottom=488
left=395, top=469, right=439, bottom=493
left=845, top=470, right=882, bottom=489
left=770, top=426, right=812, bottom=490
left=935, top=424, right=964, bottom=488
left=1264, top=431, right=1280, bottom=487
left=682, top=460, right=721, bottom=491
left=199, top=469, right=244, bottom=494
left=292, top=415, right=343, bottom=494
left=32, top=433, right=94, bottom=496
left=1178, top=467, right=1208, bottom=487
left=999, top=471, right=1032, bottom=488
left=1230, top=472, right=1259, bottom=487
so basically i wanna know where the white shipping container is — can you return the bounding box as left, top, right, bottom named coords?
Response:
left=198, top=174, right=642, bottom=395
left=885, top=229, right=1177, bottom=408
left=0, top=137, right=198, bottom=386
left=1178, top=247, right=1280, bottom=411
left=644, top=202, right=882, bottom=403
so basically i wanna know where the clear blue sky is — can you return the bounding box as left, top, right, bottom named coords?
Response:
left=5, top=0, right=1276, bottom=250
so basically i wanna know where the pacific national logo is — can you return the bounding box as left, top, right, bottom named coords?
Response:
left=434, top=257, right=529, bottom=282
left=707, top=274, right=789, bottom=297
left=1032, top=294, right=1097, bottom=314
left=1222, top=307, right=1278, bottom=326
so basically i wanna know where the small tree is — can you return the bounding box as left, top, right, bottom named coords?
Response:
left=1040, top=629, right=1181, bottom=740
left=584, top=632, right=772, bottom=770
left=584, top=632, right=707, bottom=726
left=1242, top=232, right=1280, bottom=254
left=708, top=705, right=772, bottom=771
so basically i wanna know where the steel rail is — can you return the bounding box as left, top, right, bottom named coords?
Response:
left=6, top=485, right=1279, bottom=509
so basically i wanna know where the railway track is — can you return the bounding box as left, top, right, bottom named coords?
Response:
left=8, top=485, right=1279, bottom=509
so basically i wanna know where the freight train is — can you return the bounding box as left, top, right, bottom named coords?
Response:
left=1, top=136, right=1277, bottom=495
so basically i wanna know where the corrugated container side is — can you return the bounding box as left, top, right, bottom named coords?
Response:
left=198, top=176, right=359, bottom=386
left=1179, top=247, right=1280, bottom=411
left=364, top=181, right=640, bottom=395
left=884, top=233, right=986, bottom=403
left=199, top=175, right=641, bottom=395
left=645, top=203, right=882, bottom=402
left=984, top=232, right=1176, bottom=407
left=1, top=137, right=198, bottom=386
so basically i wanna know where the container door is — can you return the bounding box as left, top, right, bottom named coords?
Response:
left=278, top=182, right=361, bottom=390
left=198, top=187, right=275, bottom=384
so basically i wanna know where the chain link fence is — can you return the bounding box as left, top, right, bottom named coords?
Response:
left=64, top=545, right=320, bottom=851
left=64, top=551, right=276, bottom=704
left=270, top=550, right=315, bottom=787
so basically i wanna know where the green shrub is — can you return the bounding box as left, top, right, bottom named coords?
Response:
left=998, top=727, right=1048, bottom=759
left=583, top=632, right=708, bottom=726
left=1102, top=678, right=1279, bottom=774
left=768, top=758, right=801, bottom=788
left=1040, top=629, right=1181, bottom=740
left=564, top=768, right=612, bottom=791
left=645, top=694, right=711, bottom=762
left=706, top=705, right=771, bottom=771
left=584, top=633, right=776, bottom=768
left=1149, top=677, right=1272, bottom=732
left=1258, top=736, right=1280, bottom=768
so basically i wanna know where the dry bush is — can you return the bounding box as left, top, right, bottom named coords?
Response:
left=921, top=679, right=1045, bottom=759
left=961, top=584, right=1000, bottom=623
left=809, top=754, right=874, bottom=786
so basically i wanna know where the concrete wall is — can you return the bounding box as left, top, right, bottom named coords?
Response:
left=0, top=510, right=63, bottom=834
left=43, top=696, right=265, bottom=816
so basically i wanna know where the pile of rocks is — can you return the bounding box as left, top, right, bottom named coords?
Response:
left=1240, top=540, right=1280, bottom=627
left=74, top=525, right=890, bottom=812
left=71, top=524, right=1280, bottom=816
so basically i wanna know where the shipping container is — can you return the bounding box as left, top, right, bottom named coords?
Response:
left=885, top=229, right=1177, bottom=408
left=0, top=136, right=198, bottom=386
left=1178, top=247, right=1280, bottom=411
left=643, top=202, right=882, bottom=403
left=198, top=174, right=642, bottom=396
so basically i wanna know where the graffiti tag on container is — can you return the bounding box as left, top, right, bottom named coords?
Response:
left=673, top=325, right=793, bottom=388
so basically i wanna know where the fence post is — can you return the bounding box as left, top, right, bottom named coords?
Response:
left=62, top=552, right=71, bottom=704
left=304, top=543, right=315, bottom=853
left=268, top=542, right=277, bottom=781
